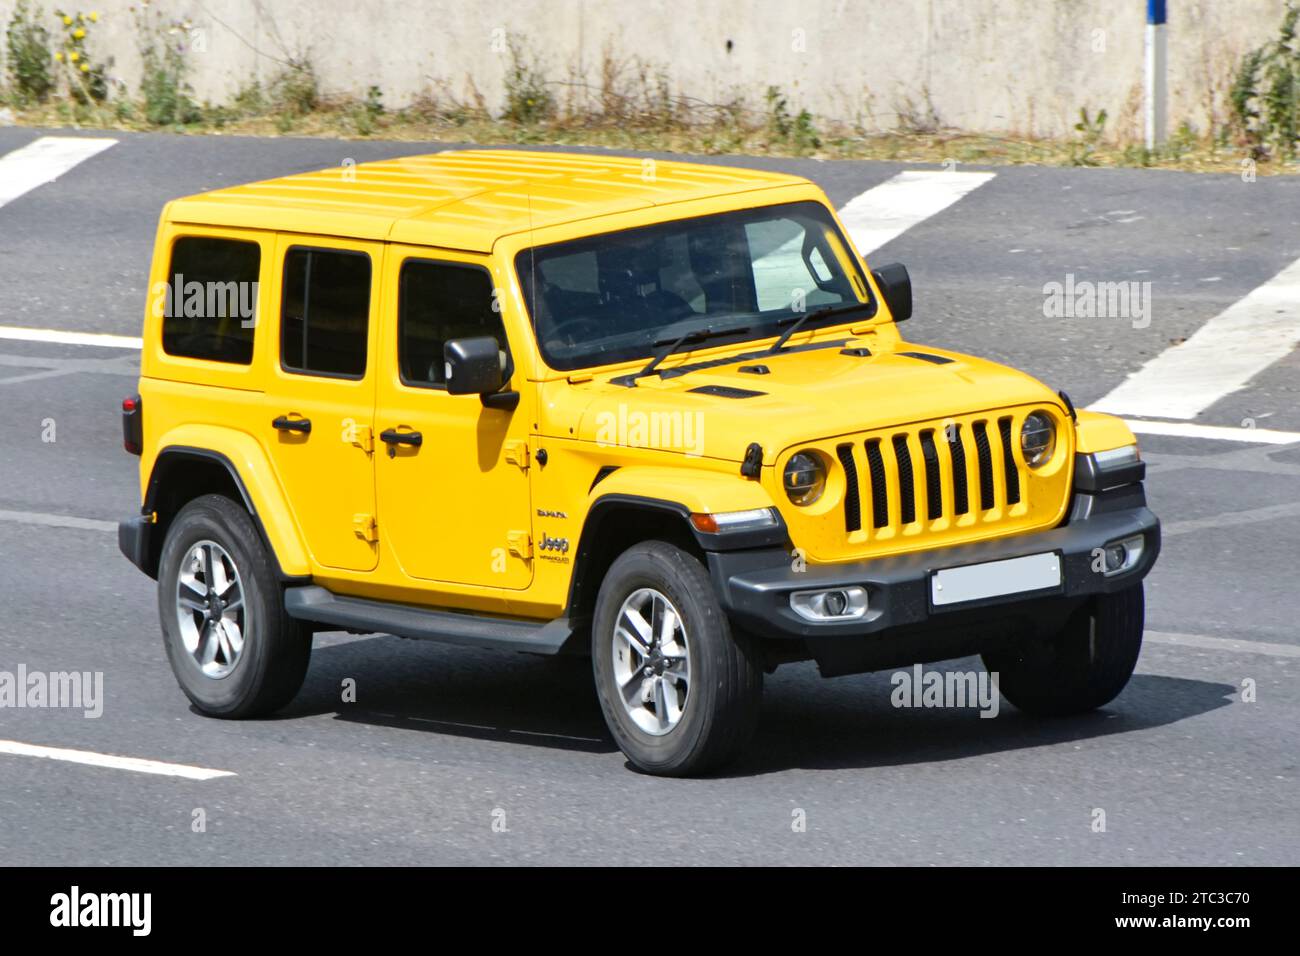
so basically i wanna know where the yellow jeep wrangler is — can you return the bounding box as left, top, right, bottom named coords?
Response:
left=119, top=150, right=1159, bottom=776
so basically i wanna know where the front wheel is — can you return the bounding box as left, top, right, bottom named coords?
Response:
left=592, top=541, right=762, bottom=776
left=983, top=584, right=1144, bottom=716
left=157, top=494, right=311, bottom=718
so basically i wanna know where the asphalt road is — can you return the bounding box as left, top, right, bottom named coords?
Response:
left=0, top=129, right=1296, bottom=865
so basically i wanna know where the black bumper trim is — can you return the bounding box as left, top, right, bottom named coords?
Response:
left=709, top=501, right=1159, bottom=640
left=118, top=514, right=154, bottom=577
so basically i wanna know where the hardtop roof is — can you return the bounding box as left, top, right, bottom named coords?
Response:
left=166, top=149, right=809, bottom=252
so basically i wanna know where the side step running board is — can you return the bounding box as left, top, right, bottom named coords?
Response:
left=284, top=585, right=575, bottom=655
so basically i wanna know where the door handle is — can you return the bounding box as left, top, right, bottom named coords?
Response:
left=272, top=415, right=312, bottom=433
left=379, top=428, right=423, bottom=457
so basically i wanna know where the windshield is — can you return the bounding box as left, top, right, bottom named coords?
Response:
left=516, top=200, right=875, bottom=372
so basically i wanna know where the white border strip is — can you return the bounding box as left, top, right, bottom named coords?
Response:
left=1121, top=418, right=1300, bottom=445
left=1092, top=255, right=1300, bottom=419
left=0, top=739, right=236, bottom=780
left=0, top=509, right=116, bottom=532
left=0, top=325, right=142, bottom=350
left=0, top=136, right=117, bottom=209
left=1146, top=631, right=1300, bottom=659
left=838, top=169, right=997, bottom=255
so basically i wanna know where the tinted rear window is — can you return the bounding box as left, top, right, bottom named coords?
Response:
left=160, top=237, right=261, bottom=364
left=281, top=248, right=372, bottom=378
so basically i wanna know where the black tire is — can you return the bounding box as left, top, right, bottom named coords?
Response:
left=592, top=541, right=762, bottom=776
left=983, top=584, right=1144, bottom=716
left=157, top=494, right=310, bottom=718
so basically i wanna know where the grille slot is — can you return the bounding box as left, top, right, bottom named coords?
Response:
left=948, top=425, right=970, bottom=515
left=973, top=421, right=995, bottom=511
left=920, top=430, right=943, bottom=520
left=998, top=416, right=1021, bottom=505
left=836, top=444, right=861, bottom=533
left=865, top=439, right=889, bottom=529
left=892, top=435, right=916, bottom=524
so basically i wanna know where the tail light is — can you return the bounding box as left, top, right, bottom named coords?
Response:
left=122, top=395, right=142, bottom=455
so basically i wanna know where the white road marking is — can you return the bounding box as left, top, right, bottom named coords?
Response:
left=1122, top=418, right=1300, bottom=445
left=0, top=324, right=142, bottom=349
left=1146, top=631, right=1300, bottom=659
left=838, top=170, right=997, bottom=256
left=1091, top=255, right=1300, bottom=419
left=0, top=136, right=117, bottom=210
left=0, top=509, right=116, bottom=532
left=0, top=740, right=236, bottom=780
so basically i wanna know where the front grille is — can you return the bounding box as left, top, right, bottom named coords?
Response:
left=836, top=414, right=1030, bottom=538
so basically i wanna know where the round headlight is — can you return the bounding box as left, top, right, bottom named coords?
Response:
left=1020, top=412, right=1056, bottom=468
left=783, top=451, right=826, bottom=506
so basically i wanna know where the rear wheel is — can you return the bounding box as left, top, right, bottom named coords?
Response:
left=592, top=541, right=762, bottom=776
left=983, top=584, right=1144, bottom=716
left=157, top=494, right=310, bottom=717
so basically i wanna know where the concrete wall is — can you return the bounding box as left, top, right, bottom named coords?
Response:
left=0, top=0, right=1291, bottom=137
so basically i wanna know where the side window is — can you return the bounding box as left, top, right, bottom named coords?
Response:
left=281, top=247, right=372, bottom=378
left=161, top=237, right=261, bottom=364
left=398, top=260, right=508, bottom=388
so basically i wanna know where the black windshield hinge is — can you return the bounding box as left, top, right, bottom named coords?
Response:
left=1058, top=389, right=1078, bottom=421
left=740, top=442, right=764, bottom=479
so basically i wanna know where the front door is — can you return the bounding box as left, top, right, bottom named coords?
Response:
left=264, top=236, right=381, bottom=573
left=374, top=248, right=533, bottom=590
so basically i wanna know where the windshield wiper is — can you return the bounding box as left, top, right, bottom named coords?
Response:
left=633, top=324, right=752, bottom=381
left=764, top=301, right=873, bottom=355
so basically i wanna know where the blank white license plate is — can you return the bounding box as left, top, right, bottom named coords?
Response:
left=931, top=552, right=1061, bottom=607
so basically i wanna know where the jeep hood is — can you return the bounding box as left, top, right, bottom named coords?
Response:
left=557, top=343, right=1068, bottom=464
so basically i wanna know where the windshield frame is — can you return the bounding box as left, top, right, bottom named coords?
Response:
left=513, top=199, right=877, bottom=374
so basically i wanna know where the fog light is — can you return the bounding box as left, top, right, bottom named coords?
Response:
left=1101, top=534, right=1145, bottom=576
left=790, top=586, right=868, bottom=622
left=1103, top=543, right=1127, bottom=572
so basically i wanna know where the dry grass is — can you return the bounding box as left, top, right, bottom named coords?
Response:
left=6, top=95, right=1297, bottom=176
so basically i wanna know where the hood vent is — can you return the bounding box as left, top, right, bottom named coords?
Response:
left=687, top=385, right=766, bottom=399
left=898, top=351, right=954, bottom=365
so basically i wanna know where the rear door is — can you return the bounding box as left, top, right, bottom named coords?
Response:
left=374, top=247, right=533, bottom=590
left=264, top=236, right=382, bottom=572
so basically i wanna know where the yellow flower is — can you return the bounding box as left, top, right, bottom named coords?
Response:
left=80, top=62, right=90, bottom=73
left=74, top=28, right=86, bottom=39
left=90, top=12, right=99, bottom=22
left=69, top=51, right=79, bottom=62
left=54, top=51, right=64, bottom=62
left=62, top=15, right=72, bottom=25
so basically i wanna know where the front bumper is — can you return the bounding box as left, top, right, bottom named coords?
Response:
left=708, top=485, right=1159, bottom=648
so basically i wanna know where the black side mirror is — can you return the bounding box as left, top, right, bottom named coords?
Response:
left=445, top=337, right=504, bottom=395
left=872, top=262, right=912, bottom=322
